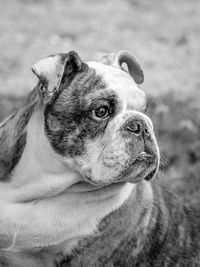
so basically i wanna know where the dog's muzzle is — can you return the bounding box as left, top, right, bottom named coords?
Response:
left=82, top=111, right=160, bottom=187
left=119, top=114, right=159, bottom=183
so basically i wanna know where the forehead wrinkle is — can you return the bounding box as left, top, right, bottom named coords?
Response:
left=85, top=89, right=118, bottom=102
left=84, top=89, right=122, bottom=112
left=87, top=61, right=146, bottom=111
left=87, top=62, right=129, bottom=109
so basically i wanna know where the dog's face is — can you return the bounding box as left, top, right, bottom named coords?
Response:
left=33, top=51, right=159, bottom=187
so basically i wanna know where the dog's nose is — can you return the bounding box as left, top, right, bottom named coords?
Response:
left=125, top=119, right=150, bottom=137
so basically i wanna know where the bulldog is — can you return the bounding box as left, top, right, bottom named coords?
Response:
left=0, top=50, right=199, bottom=267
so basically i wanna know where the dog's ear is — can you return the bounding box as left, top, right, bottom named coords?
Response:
left=32, top=51, right=83, bottom=104
left=100, top=50, right=144, bottom=84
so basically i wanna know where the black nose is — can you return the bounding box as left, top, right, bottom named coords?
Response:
left=125, top=119, right=150, bottom=137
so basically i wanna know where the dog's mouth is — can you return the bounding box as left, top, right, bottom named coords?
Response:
left=135, top=151, right=158, bottom=181
left=68, top=151, right=159, bottom=193
left=111, top=151, right=158, bottom=184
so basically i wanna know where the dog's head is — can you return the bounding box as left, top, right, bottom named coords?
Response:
left=32, top=50, right=159, bottom=187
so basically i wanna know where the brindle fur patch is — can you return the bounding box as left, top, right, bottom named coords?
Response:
left=58, top=180, right=200, bottom=267
left=44, top=64, right=118, bottom=157
left=0, top=88, right=38, bottom=180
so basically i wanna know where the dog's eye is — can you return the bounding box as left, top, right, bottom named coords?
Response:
left=93, top=106, right=109, bottom=119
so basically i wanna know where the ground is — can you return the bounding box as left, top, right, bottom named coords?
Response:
left=0, top=0, right=200, bottom=196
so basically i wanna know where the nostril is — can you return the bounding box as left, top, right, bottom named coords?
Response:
left=126, top=122, right=142, bottom=135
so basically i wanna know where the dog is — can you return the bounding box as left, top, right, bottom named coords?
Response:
left=0, top=50, right=199, bottom=267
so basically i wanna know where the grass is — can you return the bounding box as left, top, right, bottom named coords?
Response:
left=147, top=93, right=200, bottom=199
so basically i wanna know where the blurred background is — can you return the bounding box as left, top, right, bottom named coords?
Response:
left=0, top=0, right=200, bottom=197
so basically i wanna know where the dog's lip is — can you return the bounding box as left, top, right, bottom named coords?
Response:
left=135, top=151, right=156, bottom=168
left=136, top=151, right=155, bottom=162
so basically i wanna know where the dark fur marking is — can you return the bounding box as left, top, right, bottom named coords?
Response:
left=44, top=65, right=117, bottom=157
left=0, top=88, right=39, bottom=181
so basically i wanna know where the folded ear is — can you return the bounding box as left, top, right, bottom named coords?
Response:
left=100, top=50, right=144, bottom=84
left=32, top=51, right=83, bottom=104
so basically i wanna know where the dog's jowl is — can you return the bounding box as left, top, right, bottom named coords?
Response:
left=0, top=51, right=199, bottom=267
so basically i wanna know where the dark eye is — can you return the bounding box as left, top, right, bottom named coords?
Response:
left=92, top=106, right=109, bottom=119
